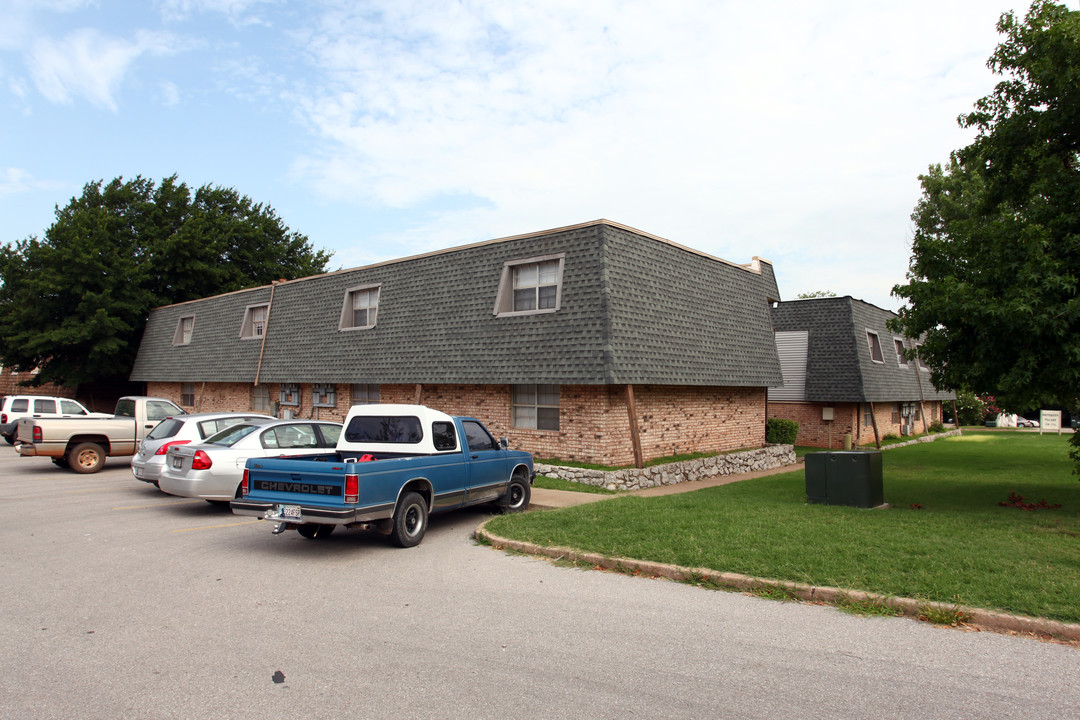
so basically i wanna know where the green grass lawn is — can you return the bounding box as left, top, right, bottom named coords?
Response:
left=492, top=431, right=1080, bottom=623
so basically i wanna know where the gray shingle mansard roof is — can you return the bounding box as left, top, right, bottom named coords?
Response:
left=130, top=220, right=784, bottom=388
left=770, top=296, right=955, bottom=404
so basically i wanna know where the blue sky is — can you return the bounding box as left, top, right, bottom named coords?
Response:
left=1, top=0, right=1014, bottom=310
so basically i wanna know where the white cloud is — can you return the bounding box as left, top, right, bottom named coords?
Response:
left=288, top=0, right=1008, bottom=304
left=0, top=168, right=65, bottom=197
left=27, top=27, right=182, bottom=111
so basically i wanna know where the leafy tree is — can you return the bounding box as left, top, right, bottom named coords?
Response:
left=795, top=290, right=837, bottom=299
left=0, top=175, right=331, bottom=386
left=892, top=1, right=1080, bottom=413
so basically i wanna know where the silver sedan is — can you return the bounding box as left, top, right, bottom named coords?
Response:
left=131, top=412, right=273, bottom=485
left=158, top=419, right=342, bottom=504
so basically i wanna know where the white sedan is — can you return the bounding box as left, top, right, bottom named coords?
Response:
left=159, top=418, right=342, bottom=504
left=131, top=412, right=272, bottom=485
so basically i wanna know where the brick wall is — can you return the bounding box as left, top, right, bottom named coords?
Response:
left=146, top=381, right=769, bottom=466
left=0, top=368, right=75, bottom=399
left=770, top=400, right=946, bottom=449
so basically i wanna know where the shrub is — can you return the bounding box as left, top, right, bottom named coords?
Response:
left=929, top=421, right=946, bottom=433
left=766, top=417, right=799, bottom=444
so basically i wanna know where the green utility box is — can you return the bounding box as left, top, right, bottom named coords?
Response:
left=804, top=451, right=884, bottom=508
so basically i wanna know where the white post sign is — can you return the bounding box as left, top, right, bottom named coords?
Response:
left=1040, top=410, right=1062, bottom=435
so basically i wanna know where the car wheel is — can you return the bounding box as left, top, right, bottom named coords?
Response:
left=297, top=523, right=335, bottom=539
left=69, top=442, right=106, bottom=474
left=2, top=434, right=12, bottom=446
left=390, top=491, right=428, bottom=548
left=495, top=471, right=531, bottom=514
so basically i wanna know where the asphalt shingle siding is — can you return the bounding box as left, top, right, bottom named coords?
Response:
left=131, top=220, right=783, bottom=388
left=770, top=297, right=954, bottom=404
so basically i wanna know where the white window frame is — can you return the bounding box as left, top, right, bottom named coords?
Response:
left=893, top=338, right=909, bottom=367
left=512, top=384, right=560, bottom=431
left=915, top=344, right=930, bottom=372
left=173, top=315, right=195, bottom=346
left=339, top=284, right=380, bottom=331
left=866, top=330, right=884, bottom=364
left=240, top=303, right=269, bottom=340
left=493, top=254, right=565, bottom=317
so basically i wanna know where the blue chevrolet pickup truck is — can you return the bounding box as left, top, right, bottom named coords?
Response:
left=231, top=404, right=534, bottom=547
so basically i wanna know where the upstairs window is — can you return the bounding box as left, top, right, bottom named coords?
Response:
left=893, top=338, right=908, bottom=367
left=173, top=315, right=195, bottom=346
left=494, top=254, right=564, bottom=316
left=241, top=304, right=269, bottom=339
left=916, top=344, right=930, bottom=371
left=339, top=285, right=380, bottom=331
left=866, top=331, right=884, bottom=364
left=512, top=384, right=560, bottom=431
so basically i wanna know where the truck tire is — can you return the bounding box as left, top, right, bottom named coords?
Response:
left=297, top=523, right=335, bottom=539
left=390, top=492, right=428, bottom=548
left=2, top=434, right=12, bottom=445
left=69, top=442, right=106, bottom=474
left=495, top=471, right=531, bottom=514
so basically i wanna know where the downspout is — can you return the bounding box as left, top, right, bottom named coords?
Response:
left=253, top=280, right=279, bottom=388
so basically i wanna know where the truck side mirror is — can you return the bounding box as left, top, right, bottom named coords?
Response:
left=499, top=437, right=509, bottom=449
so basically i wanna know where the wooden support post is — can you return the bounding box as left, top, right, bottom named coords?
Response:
left=414, top=384, right=423, bottom=404
left=625, top=385, right=644, bottom=469
left=952, top=400, right=961, bottom=432
left=869, top=400, right=882, bottom=449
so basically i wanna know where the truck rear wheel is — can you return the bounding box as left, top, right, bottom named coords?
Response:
left=69, top=442, right=106, bottom=474
left=297, top=523, right=335, bottom=539
left=390, top=492, right=428, bottom=548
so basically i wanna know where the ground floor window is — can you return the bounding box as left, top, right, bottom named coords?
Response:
left=862, top=405, right=874, bottom=427
left=181, top=382, right=195, bottom=407
left=352, top=384, right=380, bottom=404
left=252, top=384, right=271, bottom=413
left=512, top=384, right=560, bottom=431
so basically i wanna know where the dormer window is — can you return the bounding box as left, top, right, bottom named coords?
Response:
left=866, top=330, right=884, bottom=363
left=893, top=338, right=909, bottom=366
left=494, top=254, right=564, bottom=316
left=241, top=304, right=269, bottom=339
left=173, top=315, right=195, bottom=346
left=339, top=285, right=380, bottom=331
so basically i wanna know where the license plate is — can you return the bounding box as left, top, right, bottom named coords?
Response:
left=280, top=505, right=302, bottom=520
left=171, top=457, right=182, bottom=470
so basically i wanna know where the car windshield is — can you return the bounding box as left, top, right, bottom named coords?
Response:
left=146, top=418, right=184, bottom=440
left=205, top=423, right=261, bottom=447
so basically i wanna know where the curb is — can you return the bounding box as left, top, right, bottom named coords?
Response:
left=476, top=520, right=1080, bottom=645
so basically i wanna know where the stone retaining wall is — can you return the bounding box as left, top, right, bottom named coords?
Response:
left=859, top=428, right=963, bottom=451
left=535, top=444, right=798, bottom=492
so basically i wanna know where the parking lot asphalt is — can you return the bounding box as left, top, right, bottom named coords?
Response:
left=3, top=446, right=1079, bottom=719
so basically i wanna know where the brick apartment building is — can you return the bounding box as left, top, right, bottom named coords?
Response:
left=129, top=219, right=784, bottom=466
left=768, top=296, right=956, bottom=448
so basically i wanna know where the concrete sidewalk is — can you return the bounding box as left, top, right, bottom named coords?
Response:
left=529, top=460, right=804, bottom=510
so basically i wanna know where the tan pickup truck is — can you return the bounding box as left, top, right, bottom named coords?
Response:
left=16, top=396, right=184, bottom=473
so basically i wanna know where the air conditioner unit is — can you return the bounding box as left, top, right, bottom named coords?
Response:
left=282, top=408, right=295, bottom=420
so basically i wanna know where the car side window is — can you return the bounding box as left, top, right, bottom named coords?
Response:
left=60, top=400, right=87, bottom=415
left=10, top=399, right=27, bottom=412
left=462, top=420, right=497, bottom=451
left=432, top=421, right=458, bottom=451
left=147, top=401, right=180, bottom=421
left=317, top=424, right=342, bottom=447
left=33, top=399, right=57, bottom=414
left=265, top=424, right=318, bottom=449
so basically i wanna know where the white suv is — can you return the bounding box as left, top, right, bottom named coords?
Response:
left=0, top=395, right=109, bottom=444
